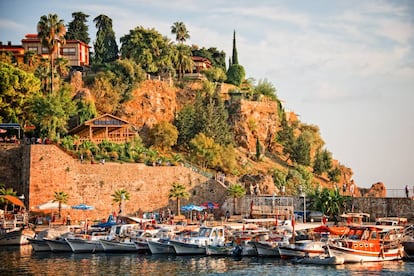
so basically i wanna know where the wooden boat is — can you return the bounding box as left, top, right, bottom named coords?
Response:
left=328, top=225, right=404, bottom=263
left=206, top=243, right=234, bottom=256
left=28, top=237, right=50, bottom=252
left=28, top=225, right=82, bottom=252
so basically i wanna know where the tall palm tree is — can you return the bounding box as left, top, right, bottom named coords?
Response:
left=171, top=22, right=190, bottom=43
left=53, top=191, right=69, bottom=218
left=168, top=182, right=189, bottom=217
left=227, top=184, right=246, bottom=215
left=111, top=188, right=130, bottom=215
left=37, top=14, right=66, bottom=93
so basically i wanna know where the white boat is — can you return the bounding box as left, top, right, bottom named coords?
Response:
left=170, top=226, right=225, bottom=255
left=148, top=238, right=176, bottom=254
left=28, top=237, right=50, bottom=252
left=29, top=225, right=82, bottom=252
left=293, top=245, right=345, bottom=265
left=205, top=243, right=234, bottom=256
left=278, top=240, right=326, bottom=259
left=251, top=226, right=292, bottom=257
left=328, top=225, right=404, bottom=263
left=0, top=227, right=35, bottom=246
left=100, top=238, right=138, bottom=252
left=66, top=230, right=109, bottom=253
left=45, top=237, right=72, bottom=252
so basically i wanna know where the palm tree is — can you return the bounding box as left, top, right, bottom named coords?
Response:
left=174, top=44, right=193, bottom=79
left=171, top=22, right=190, bottom=43
left=53, top=191, right=69, bottom=218
left=111, top=189, right=130, bottom=215
left=168, top=182, right=189, bottom=217
left=227, top=184, right=246, bottom=215
left=37, top=14, right=66, bottom=93
left=311, top=187, right=349, bottom=220
left=0, top=184, right=17, bottom=213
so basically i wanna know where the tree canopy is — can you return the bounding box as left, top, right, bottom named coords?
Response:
left=66, top=12, right=90, bottom=44
left=93, top=14, right=118, bottom=64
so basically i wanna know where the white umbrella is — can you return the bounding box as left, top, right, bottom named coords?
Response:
left=32, top=200, right=70, bottom=210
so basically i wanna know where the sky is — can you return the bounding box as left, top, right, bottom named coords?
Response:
left=1, top=0, right=413, bottom=191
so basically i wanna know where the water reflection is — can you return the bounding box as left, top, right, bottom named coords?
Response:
left=1, top=246, right=413, bottom=276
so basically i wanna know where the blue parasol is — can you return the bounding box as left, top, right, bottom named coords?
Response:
left=181, top=204, right=206, bottom=212
left=71, top=203, right=94, bottom=210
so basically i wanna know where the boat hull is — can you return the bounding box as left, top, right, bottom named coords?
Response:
left=100, top=239, right=138, bottom=252
left=329, top=244, right=403, bottom=263
left=251, top=241, right=280, bottom=257
left=28, top=238, right=50, bottom=252
left=206, top=244, right=233, bottom=256
left=402, top=241, right=414, bottom=259
left=170, top=240, right=206, bottom=255
left=66, top=238, right=104, bottom=253
left=45, top=238, right=72, bottom=252
left=148, top=240, right=175, bottom=254
left=0, top=229, right=35, bottom=246
left=278, top=241, right=325, bottom=259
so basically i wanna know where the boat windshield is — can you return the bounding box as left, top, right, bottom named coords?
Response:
left=198, top=228, right=212, bottom=238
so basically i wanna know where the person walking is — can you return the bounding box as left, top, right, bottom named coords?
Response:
left=405, top=185, right=410, bottom=198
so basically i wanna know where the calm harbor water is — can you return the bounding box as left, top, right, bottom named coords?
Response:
left=1, top=245, right=413, bottom=276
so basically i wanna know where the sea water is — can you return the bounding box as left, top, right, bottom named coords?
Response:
left=1, top=245, right=413, bottom=276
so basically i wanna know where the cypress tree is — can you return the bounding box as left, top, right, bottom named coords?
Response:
left=232, top=30, right=238, bottom=65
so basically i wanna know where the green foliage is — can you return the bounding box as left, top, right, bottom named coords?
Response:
left=231, top=30, right=239, bottom=65
left=149, top=121, right=179, bottom=151
left=168, top=182, right=189, bottom=217
left=66, top=12, right=90, bottom=44
left=227, top=183, right=246, bottom=215
left=93, top=14, right=118, bottom=64
left=88, top=71, right=121, bottom=114
left=313, top=149, right=333, bottom=175
left=191, top=46, right=226, bottom=70
left=226, top=64, right=245, bottom=86
left=201, top=67, right=227, bottom=83
left=255, top=137, right=262, bottom=160
left=171, top=22, right=190, bottom=43
left=112, top=188, right=130, bottom=214
left=272, top=169, right=287, bottom=190
left=253, top=79, right=278, bottom=101
left=37, top=13, right=66, bottom=93
left=174, top=104, right=197, bottom=147
left=276, top=114, right=295, bottom=159
left=0, top=62, right=41, bottom=124
left=328, top=166, right=342, bottom=183
left=31, top=84, right=76, bottom=140
left=290, top=133, right=311, bottom=166
left=189, top=133, right=221, bottom=169
left=120, top=26, right=173, bottom=74
left=173, top=44, right=193, bottom=80
left=196, top=82, right=234, bottom=145
left=311, top=187, right=348, bottom=218
left=53, top=191, right=69, bottom=218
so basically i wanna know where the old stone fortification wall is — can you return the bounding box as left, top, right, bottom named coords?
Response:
left=1, top=144, right=413, bottom=223
left=27, top=144, right=224, bottom=222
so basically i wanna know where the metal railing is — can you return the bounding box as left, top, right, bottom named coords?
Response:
left=386, top=189, right=413, bottom=198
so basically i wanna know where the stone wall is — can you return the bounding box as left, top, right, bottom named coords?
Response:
left=27, top=144, right=227, bottom=222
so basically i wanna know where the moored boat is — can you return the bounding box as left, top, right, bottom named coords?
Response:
left=170, top=226, right=225, bottom=255
left=148, top=238, right=176, bottom=254
left=45, top=237, right=72, bottom=252
left=278, top=240, right=326, bottom=259
left=328, top=225, right=404, bottom=263
left=0, top=228, right=35, bottom=246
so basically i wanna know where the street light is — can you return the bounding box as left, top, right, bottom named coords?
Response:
left=299, top=186, right=306, bottom=223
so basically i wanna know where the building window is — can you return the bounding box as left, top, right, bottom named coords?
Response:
left=28, top=46, right=38, bottom=53
left=62, top=47, right=76, bottom=56
left=41, top=47, right=49, bottom=54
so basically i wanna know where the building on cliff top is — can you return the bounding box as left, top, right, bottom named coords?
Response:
left=67, top=114, right=137, bottom=144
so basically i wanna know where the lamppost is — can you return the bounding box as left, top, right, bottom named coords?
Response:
left=121, top=194, right=125, bottom=215
left=299, top=186, right=306, bottom=223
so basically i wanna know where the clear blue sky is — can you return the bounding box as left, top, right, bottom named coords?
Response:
left=1, top=0, right=413, bottom=191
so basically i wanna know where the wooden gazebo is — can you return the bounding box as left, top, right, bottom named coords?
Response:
left=68, top=114, right=137, bottom=144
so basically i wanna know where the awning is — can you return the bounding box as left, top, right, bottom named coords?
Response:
left=0, top=195, right=25, bottom=207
